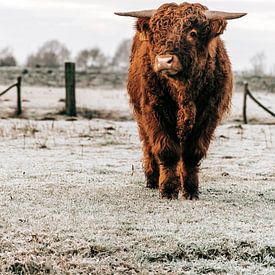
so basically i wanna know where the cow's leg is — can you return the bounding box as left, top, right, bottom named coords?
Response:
left=137, top=119, right=159, bottom=188
left=182, top=125, right=215, bottom=200
left=141, top=101, right=180, bottom=199
left=143, top=138, right=159, bottom=189
left=152, top=135, right=181, bottom=199
left=182, top=162, right=200, bottom=200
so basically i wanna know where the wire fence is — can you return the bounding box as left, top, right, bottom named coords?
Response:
left=0, top=63, right=76, bottom=118
left=1, top=74, right=274, bottom=122
left=243, top=82, right=275, bottom=124
left=0, top=76, right=22, bottom=116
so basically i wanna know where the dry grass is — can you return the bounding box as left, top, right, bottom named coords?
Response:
left=0, top=87, right=274, bottom=274
left=0, top=118, right=274, bottom=274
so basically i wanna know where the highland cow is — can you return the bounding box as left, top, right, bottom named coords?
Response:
left=115, top=3, right=246, bottom=199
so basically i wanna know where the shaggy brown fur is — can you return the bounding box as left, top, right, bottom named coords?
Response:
left=127, top=3, right=233, bottom=199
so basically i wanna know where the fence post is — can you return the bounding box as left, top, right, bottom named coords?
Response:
left=243, top=82, right=248, bottom=124
left=65, top=62, right=76, bottom=116
left=16, top=76, right=22, bottom=116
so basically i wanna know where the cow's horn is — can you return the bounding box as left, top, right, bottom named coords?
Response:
left=204, top=11, right=247, bottom=20
left=114, top=10, right=156, bottom=18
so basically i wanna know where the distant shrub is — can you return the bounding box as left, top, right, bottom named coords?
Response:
left=76, top=48, right=108, bottom=70
left=0, top=47, right=17, bottom=67
left=26, top=40, right=71, bottom=68
left=111, top=39, right=131, bottom=71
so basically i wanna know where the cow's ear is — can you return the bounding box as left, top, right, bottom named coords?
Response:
left=209, top=18, right=227, bottom=38
left=136, top=18, right=151, bottom=42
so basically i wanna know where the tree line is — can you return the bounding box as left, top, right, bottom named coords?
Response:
left=0, top=39, right=274, bottom=75
left=0, top=39, right=131, bottom=71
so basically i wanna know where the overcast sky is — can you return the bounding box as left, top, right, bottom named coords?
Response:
left=0, top=0, right=275, bottom=71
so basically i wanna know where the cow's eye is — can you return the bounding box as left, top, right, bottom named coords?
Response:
left=190, top=30, right=197, bottom=38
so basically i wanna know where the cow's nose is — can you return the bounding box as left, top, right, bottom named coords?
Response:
left=155, top=54, right=182, bottom=75
left=156, top=55, right=174, bottom=71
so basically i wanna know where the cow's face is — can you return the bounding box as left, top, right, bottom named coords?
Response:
left=116, top=2, right=246, bottom=78
left=146, top=3, right=227, bottom=77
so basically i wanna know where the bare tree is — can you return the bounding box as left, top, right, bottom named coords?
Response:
left=0, top=47, right=17, bottom=67
left=270, top=64, right=275, bottom=77
left=76, top=49, right=90, bottom=70
left=250, top=51, right=266, bottom=76
left=26, top=40, right=71, bottom=68
left=76, top=47, right=107, bottom=70
left=112, top=39, right=131, bottom=70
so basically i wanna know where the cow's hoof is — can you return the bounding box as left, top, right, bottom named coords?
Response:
left=160, top=191, right=179, bottom=200
left=160, top=184, right=179, bottom=199
left=183, top=192, right=199, bottom=200
left=146, top=180, right=158, bottom=189
left=145, top=173, right=159, bottom=189
left=159, top=177, right=180, bottom=199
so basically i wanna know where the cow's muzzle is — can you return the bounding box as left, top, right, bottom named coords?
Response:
left=154, top=54, right=182, bottom=76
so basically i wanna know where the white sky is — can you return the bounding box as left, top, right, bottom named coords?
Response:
left=0, top=0, right=274, bottom=71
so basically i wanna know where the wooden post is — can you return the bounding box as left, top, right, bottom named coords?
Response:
left=16, top=76, right=22, bottom=116
left=243, top=82, right=248, bottom=124
left=65, top=62, right=76, bottom=116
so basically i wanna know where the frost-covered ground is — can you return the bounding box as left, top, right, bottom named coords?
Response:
left=0, top=87, right=274, bottom=274
left=0, top=85, right=274, bottom=124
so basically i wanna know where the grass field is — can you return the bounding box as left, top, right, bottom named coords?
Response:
left=0, top=87, right=274, bottom=274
